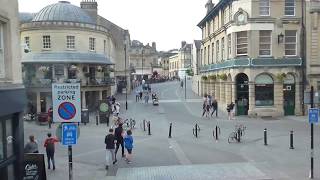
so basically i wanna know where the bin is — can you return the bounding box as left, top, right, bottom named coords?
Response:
left=81, top=109, right=89, bottom=124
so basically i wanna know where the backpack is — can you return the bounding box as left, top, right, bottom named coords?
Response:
left=46, top=138, right=55, bottom=152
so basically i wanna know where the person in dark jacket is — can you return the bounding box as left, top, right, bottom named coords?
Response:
left=211, top=99, right=218, bottom=117
left=105, top=128, right=116, bottom=170
left=114, top=123, right=125, bottom=160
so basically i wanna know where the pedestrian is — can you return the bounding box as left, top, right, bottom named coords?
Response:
left=104, top=128, right=117, bottom=170
left=144, top=92, right=149, bottom=104
left=139, top=90, right=143, bottom=100
left=180, top=80, right=184, bottom=88
left=135, top=89, right=140, bottom=102
left=24, top=135, right=39, bottom=153
left=202, top=95, right=209, bottom=117
left=44, top=133, right=59, bottom=170
left=211, top=98, right=218, bottom=117
left=114, top=123, right=125, bottom=160
left=124, top=130, right=133, bottom=164
left=47, top=107, right=53, bottom=129
left=227, top=102, right=235, bottom=120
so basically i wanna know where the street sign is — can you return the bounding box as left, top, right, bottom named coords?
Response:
left=62, top=123, right=78, bottom=146
left=309, top=108, right=319, bottom=124
left=52, top=83, right=81, bottom=122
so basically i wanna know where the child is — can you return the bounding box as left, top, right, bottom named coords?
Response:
left=124, top=130, right=133, bottom=164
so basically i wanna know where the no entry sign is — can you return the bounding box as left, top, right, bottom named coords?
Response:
left=52, top=83, right=81, bottom=122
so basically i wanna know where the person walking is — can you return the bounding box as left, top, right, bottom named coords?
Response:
left=24, top=135, right=39, bottom=153
left=180, top=80, right=184, bottom=88
left=44, top=133, right=59, bottom=170
left=47, top=107, right=53, bottom=129
left=104, top=128, right=117, bottom=170
left=124, top=130, right=134, bottom=164
left=227, top=102, right=235, bottom=120
left=202, top=95, right=209, bottom=117
left=144, top=92, right=149, bottom=104
left=135, top=89, right=140, bottom=102
left=114, top=123, right=125, bottom=161
left=211, top=98, right=218, bottom=117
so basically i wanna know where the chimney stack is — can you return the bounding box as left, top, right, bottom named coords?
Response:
left=80, top=0, right=98, bottom=22
left=152, top=42, right=156, bottom=50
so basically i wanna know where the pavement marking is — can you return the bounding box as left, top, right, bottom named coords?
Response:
left=168, top=139, right=192, bottom=165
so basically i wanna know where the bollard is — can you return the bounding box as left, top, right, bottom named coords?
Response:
left=168, top=123, right=172, bottom=138
left=96, top=115, right=99, bottom=126
left=264, top=128, right=267, bottom=145
left=215, top=126, right=219, bottom=140
left=195, top=124, right=198, bottom=138
left=143, top=119, right=146, bottom=131
left=148, top=121, right=151, bottom=135
left=237, top=128, right=241, bottom=142
left=290, top=130, right=294, bottom=149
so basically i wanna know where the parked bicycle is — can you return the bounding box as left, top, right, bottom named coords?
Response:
left=228, top=124, right=246, bottom=143
left=123, top=118, right=136, bottom=129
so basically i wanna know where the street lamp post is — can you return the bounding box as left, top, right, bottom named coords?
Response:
left=124, top=44, right=128, bottom=110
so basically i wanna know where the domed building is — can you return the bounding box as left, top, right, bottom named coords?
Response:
left=20, top=0, right=130, bottom=113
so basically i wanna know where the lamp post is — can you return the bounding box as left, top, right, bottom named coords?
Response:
left=124, top=44, right=128, bottom=110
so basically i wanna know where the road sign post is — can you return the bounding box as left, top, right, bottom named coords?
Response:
left=309, top=86, right=317, bottom=179
left=62, top=123, right=77, bottom=180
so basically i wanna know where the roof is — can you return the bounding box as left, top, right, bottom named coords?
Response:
left=21, top=52, right=114, bottom=65
left=194, top=40, right=202, bottom=49
left=32, top=1, right=94, bottom=24
left=198, top=0, right=232, bottom=27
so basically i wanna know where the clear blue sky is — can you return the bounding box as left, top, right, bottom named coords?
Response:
left=18, top=0, right=213, bottom=51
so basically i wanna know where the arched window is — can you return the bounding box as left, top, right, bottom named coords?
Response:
left=255, top=74, right=274, bottom=106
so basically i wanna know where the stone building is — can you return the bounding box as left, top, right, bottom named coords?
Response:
left=159, top=49, right=178, bottom=77
left=20, top=0, right=130, bottom=112
left=194, top=0, right=303, bottom=117
left=129, top=40, right=158, bottom=80
left=0, top=0, right=26, bottom=179
left=169, top=41, right=192, bottom=79
left=306, top=0, right=320, bottom=104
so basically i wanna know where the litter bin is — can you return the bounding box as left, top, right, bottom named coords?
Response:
left=81, top=109, right=89, bottom=124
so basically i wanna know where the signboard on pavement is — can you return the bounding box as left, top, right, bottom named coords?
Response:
left=62, top=123, right=78, bottom=146
left=52, top=83, right=81, bottom=122
left=309, top=108, right=319, bottom=124
left=23, top=153, right=47, bottom=180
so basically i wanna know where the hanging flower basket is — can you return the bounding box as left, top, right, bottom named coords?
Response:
left=276, top=73, right=287, bottom=82
left=201, top=75, right=208, bottom=81
left=208, top=74, right=217, bottom=81
left=218, top=73, right=227, bottom=81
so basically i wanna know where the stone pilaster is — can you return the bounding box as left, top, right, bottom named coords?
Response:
left=295, top=83, right=303, bottom=115
left=220, top=82, right=225, bottom=104
left=225, top=82, right=232, bottom=104
left=215, top=81, right=220, bottom=101
left=274, top=82, right=284, bottom=116
left=99, top=90, right=103, bottom=100
left=231, top=82, right=236, bottom=103
left=248, top=82, right=255, bottom=116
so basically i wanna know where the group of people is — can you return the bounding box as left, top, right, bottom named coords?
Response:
left=201, top=94, right=218, bottom=117
left=104, top=123, right=134, bottom=170
left=24, top=133, right=59, bottom=170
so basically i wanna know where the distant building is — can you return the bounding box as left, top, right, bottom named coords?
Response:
left=0, top=0, right=26, bottom=179
left=159, top=49, right=178, bottom=77
left=20, top=0, right=130, bottom=112
left=195, top=0, right=304, bottom=117
left=169, top=41, right=192, bottom=79
left=129, top=40, right=158, bottom=80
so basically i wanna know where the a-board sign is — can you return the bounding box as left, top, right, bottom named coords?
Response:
left=23, top=153, right=47, bottom=180
left=52, top=83, right=81, bottom=122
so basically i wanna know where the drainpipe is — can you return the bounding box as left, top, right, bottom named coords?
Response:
left=301, top=0, right=306, bottom=115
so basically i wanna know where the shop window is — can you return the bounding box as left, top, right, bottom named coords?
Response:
left=255, top=74, right=274, bottom=106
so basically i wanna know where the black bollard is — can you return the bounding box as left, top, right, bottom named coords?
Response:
left=143, top=119, right=146, bottom=131
left=215, top=126, right=219, bottom=140
left=96, top=115, right=99, bottom=126
left=195, top=124, right=198, bottom=138
left=148, top=121, right=151, bottom=135
left=290, top=130, right=294, bottom=149
left=169, top=123, right=172, bottom=138
left=264, top=128, right=267, bottom=145
left=237, top=128, right=241, bottom=142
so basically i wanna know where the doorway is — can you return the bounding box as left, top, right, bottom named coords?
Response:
left=236, top=73, right=249, bottom=115
left=283, top=74, right=295, bottom=115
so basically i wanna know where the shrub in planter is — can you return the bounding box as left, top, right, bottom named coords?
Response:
left=208, top=74, right=217, bottom=81
left=201, top=75, right=208, bottom=81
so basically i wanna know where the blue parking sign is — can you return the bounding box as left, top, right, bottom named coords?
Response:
left=309, top=108, right=319, bottom=124
left=62, top=123, right=77, bottom=145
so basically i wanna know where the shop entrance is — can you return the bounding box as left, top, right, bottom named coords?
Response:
left=236, top=73, right=249, bottom=115
left=283, top=74, right=295, bottom=116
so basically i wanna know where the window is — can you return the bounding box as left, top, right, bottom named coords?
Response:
left=224, top=7, right=228, bottom=24
left=227, top=34, right=232, bottom=58
left=221, top=9, right=225, bottom=25
left=66, top=36, right=75, bottom=49
left=259, top=0, right=270, bottom=16
left=200, top=49, right=203, bottom=66
left=204, top=47, right=207, bottom=65
left=216, top=40, right=219, bottom=62
left=255, top=74, right=274, bottom=106
left=211, top=43, right=214, bottom=64
left=0, top=23, right=4, bottom=78
left=208, top=45, right=210, bottom=64
left=285, top=0, right=295, bottom=16
left=236, top=31, right=248, bottom=56
left=89, top=37, right=95, bottom=51
left=104, top=40, right=106, bottom=53
left=24, top=36, right=30, bottom=48
left=221, top=37, right=225, bottom=60
left=229, top=4, right=233, bottom=22
left=42, top=35, right=51, bottom=49
left=285, top=30, right=297, bottom=56
left=54, top=64, right=64, bottom=76
left=207, top=22, right=211, bottom=36
left=259, top=30, right=272, bottom=56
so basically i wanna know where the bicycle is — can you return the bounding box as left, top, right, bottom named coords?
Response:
left=228, top=124, right=246, bottom=143
left=123, top=118, right=136, bottom=130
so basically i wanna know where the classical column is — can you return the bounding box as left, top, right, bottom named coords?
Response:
left=248, top=82, right=255, bottom=116
left=225, top=82, right=232, bottom=104
left=82, top=91, right=87, bottom=109
left=295, top=83, right=302, bottom=115
left=231, top=82, right=236, bottom=103
left=215, top=81, right=220, bottom=101
left=99, top=90, right=103, bottom=100
left=274, top=82, right=284, bottom=116
left=220, top=81, right=225, bottom=104
left=36, top=91, right=41, bottom=113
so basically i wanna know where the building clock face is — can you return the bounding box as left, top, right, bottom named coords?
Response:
left=237, top=13, right=245, bottom=23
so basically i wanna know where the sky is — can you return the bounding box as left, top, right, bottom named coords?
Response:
left=18, top=0, right=214, bottom=51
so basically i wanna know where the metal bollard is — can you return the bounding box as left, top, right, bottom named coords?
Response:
left=290, top=130, right=294, bottom=149
left=264, top=128, right=267, bottom=145
left=237, top=128, right=241, bottom=142
left=148, top=121, right=151, bottom=135
left=96, top=115, right=99, bottom=126
left=195, top=124, right=198, bottom=138
left=143, top=119, right=146, bottom=131
left=215, top=126, right=219, bottom=140
left=169, top=123, right=172, bottom=138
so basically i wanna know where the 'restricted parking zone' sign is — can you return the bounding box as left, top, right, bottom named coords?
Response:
left=52, top=83, right=81, bottom=122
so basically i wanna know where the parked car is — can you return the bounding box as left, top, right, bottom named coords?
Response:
left=37, top=112, right=48, bottom=125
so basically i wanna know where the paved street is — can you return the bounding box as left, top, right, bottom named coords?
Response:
left=25, top=80, right=320, bottom=180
